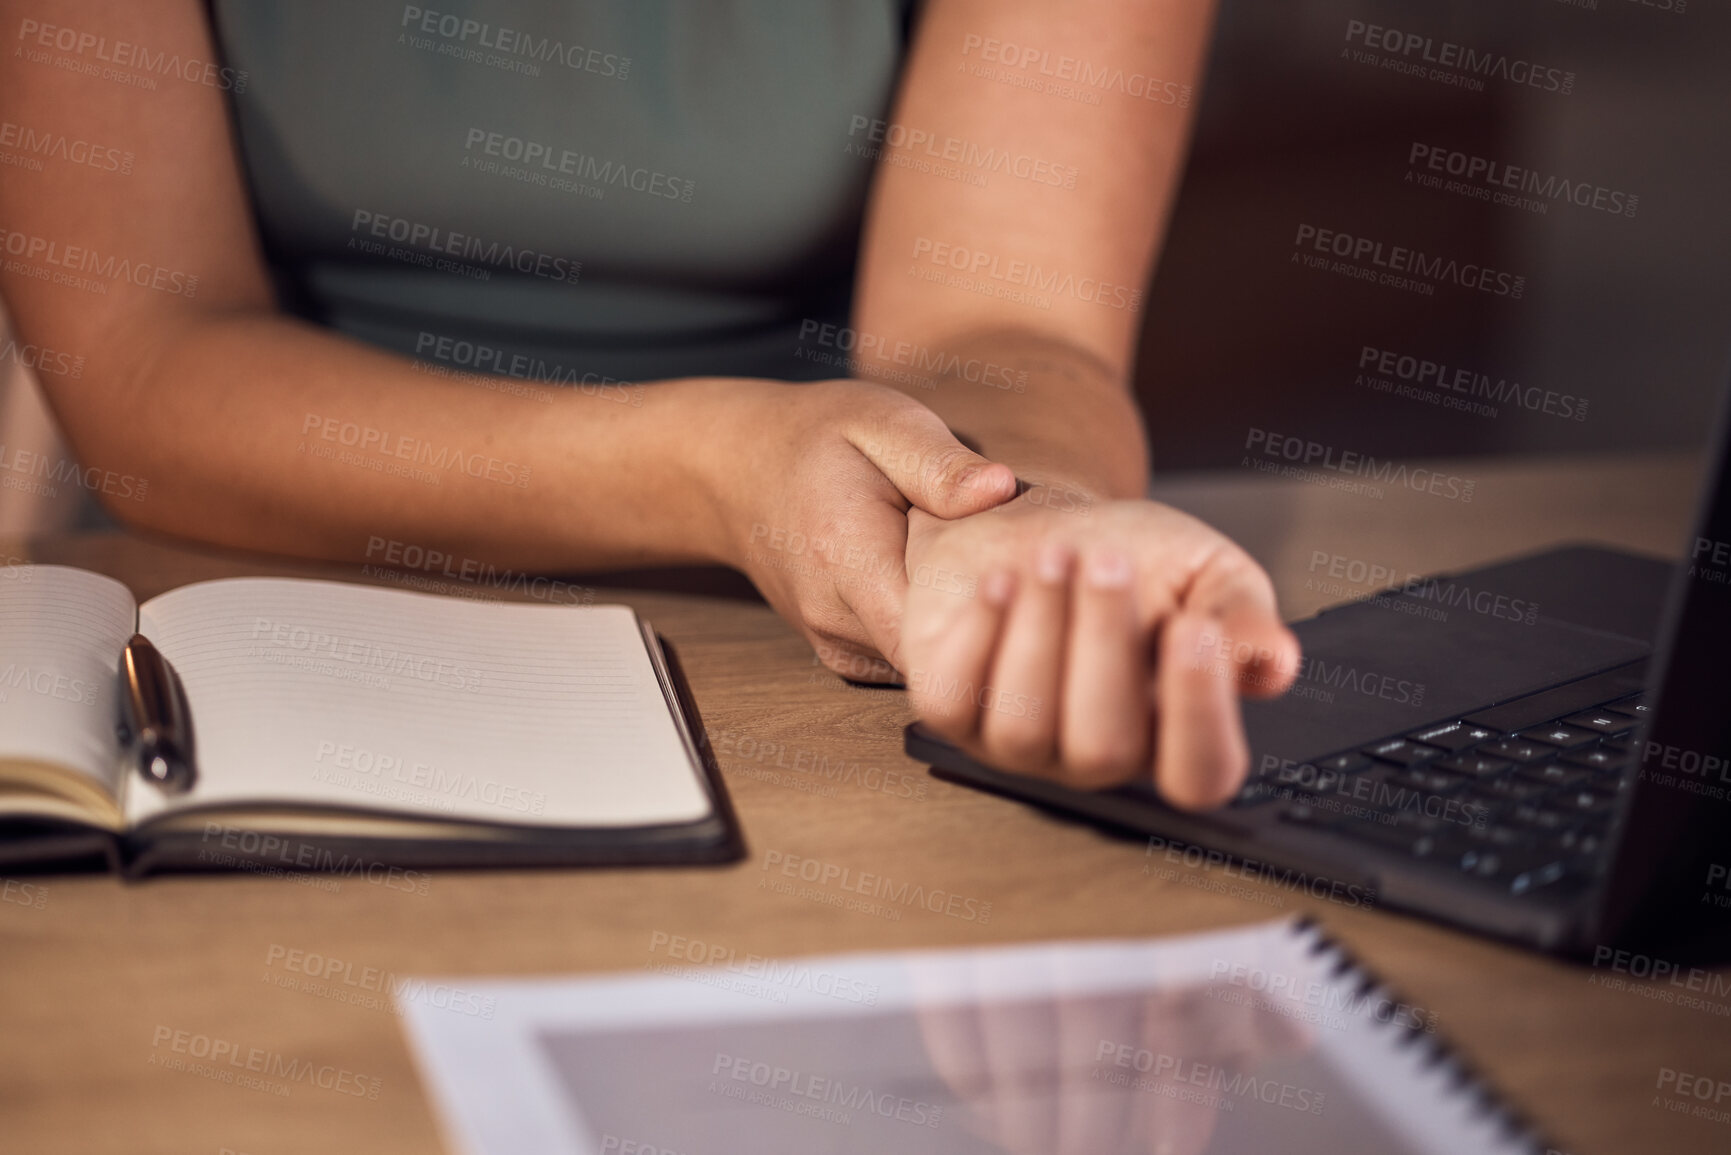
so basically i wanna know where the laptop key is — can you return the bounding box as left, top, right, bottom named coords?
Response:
left=1316, top=752, right=1373, bottom=775
left=1507, top=803, right=1575, bottom=831
left=1454, top=846, right=1568, bottom=886
left=1579, top=775, right=1628, bottom=799
left=1518, top=725, right=1599, bottom=751
left=1331, top=821, right=1441, bottom=858
left=1562, top=711, right=1635, bottom=736
left=1557, top=828, right=1605, bottom=857
left=1406, top=722, right=1497, bottom=753
left=1555, top=790, right=1618, bottom=815
left=1508, top=861, right=1572, bottom=897
left=1385, top=767, right=1466, bottom=795
left=1455, top=847, right=1509, bottom=878
left=1481, top=739, right=1554, bottom=764
left=1230, top=779, right=1288, bottom=807
left=1468, top=777, right=1551, bottom=804
left=1514, top=763, right=1590, bottom=790
left=1463, top=823, right=1534, bottom=848
left=1362, top=739, right=1443, bottom=768
left=1433, top=753, right=1513, bottom=780
left=1602, top=693, right=1653, bottom=721
left=1560, top=746, right=1629, bottom=772
left=1459, top=798, right=1499, bottom=828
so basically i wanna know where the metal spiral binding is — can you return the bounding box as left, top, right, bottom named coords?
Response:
left=1288, top=915, right=1554, bottom=1153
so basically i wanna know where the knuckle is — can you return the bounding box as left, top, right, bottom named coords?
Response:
left=1162, top=757, right=1247, bottom=811
left=922, top=444, right=974, bottom=487
left=1215, top=546, right=1278, bottom=600
left=1060, top=740, right=1145, bottom=788
left=982, top=718, right=1055, bottom=772
left=801, top=605, right=856, bottom=642
left=916, top=697, right=976, bottom=737
left=808, top=631, right=898, bottom=683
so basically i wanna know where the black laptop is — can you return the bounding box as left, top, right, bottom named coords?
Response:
left=907, top=1, right=1731, bottom=959
left=908, top=391, right=1731, bottom=957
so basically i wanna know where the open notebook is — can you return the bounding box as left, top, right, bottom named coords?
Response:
left=0, top=566, right=741, bottom=876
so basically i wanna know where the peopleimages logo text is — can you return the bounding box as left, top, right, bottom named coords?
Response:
left=1407, top=143, right=1636, bottom=218
left=846, top=116, right=1077, bottom=189
left=1343, top=20, right=1574, bottom=94
left=0, top=228, right=198, bottom=297
left=16, top=19, right=249, bottom=92
left=400, top=6, right=629, bottom=78
left=0, top=334, right=83, bottom=378
left=1358, top=346, right=1587, bottom=421
left=1245, top=428, right=1475, bottom=502
left=1294, top=224, right=1524, bottom=299
left=912, top=237, right=1142, bottom=311
left=348, top=210, right=580, bottom=286
left=0, top=119, right=134, bottom=174
left=463, top=128, right=694, bottom=202
left=761, top=850, right=992, bottom=923
left=150, top=1026, right=380, bottom=1097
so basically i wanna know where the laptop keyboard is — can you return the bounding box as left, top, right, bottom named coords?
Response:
left=1235, top=688, right=1650, bottom=899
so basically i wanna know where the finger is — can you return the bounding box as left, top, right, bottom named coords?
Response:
left=1216, top=612, right=1300, bottom=700
left=1057, top=547, right=1150, bottom=788
left=906, top=568, right=1016, bottom=742
left=808, top=635, right=902, bottom=685
left=1184, top=553, right=1300, bottom=699
left=978, top=541, right=1071, bottom=773
left=1152, top=613, right=1250, bottom=810
left=849, top=400, right=1019, bottom=519
left=829, top=500, right=915, bottom=673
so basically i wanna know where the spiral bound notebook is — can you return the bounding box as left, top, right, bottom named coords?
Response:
left=399, top=916, right=1556, bottom=1155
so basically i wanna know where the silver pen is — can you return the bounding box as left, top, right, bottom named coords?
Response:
left=117, top=634, right=198, bottom=794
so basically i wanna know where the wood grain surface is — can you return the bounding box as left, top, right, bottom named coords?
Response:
left=0, top=450, right=1723, bottom=1155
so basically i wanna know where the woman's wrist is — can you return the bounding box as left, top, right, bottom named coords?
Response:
left=670, top=376, right=791, bottom=571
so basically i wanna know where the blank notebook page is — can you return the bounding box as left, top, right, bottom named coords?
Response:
left=126, top=578, right=711, bottom=829
left=0, top=565, right=136, bottom=798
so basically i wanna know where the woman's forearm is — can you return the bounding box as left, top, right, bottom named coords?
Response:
left=852, top=0, right=1216, bottom=504
left=74, top=307, right=743, bottom=573
left=855, top=327, right=1151, bottom=502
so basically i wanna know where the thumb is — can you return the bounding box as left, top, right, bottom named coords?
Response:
left=850, top=407, right=1019, bottom=519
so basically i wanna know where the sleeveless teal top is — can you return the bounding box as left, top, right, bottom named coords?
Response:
left=211, top=2, right=913, bottom=384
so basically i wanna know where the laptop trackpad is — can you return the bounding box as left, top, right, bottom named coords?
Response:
left=1242, top=552, right=1663, bottom=764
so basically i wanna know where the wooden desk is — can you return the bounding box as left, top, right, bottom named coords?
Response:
left=2, top=450, right=1724, bottom=1155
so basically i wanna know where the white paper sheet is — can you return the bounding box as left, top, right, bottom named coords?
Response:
left=398, top=918, right=1549, bottom=1155
left=0, top=565, right=136, bottom=804
left=129, top=577, right=711, bottom=829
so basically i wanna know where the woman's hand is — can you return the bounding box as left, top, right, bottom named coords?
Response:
left=702, top=378, right=1020, bottom=679
left=899, top=494, right=1301, bottom=810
